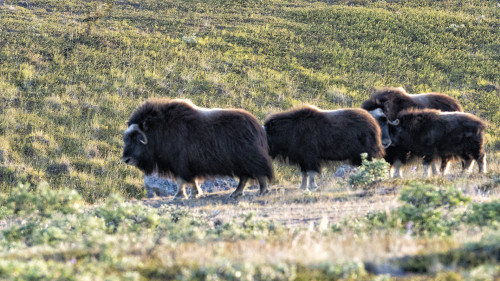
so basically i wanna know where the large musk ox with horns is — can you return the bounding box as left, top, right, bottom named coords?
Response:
left=264, top=105, right=385, bottom=190
left=122, top=99, right=274, bottom=199
left=362, top=87, right=464, bottom=177
left=391, top=109, right=487, bottom=176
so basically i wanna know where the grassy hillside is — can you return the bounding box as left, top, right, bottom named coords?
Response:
left=0, top=0, right=499, bottom=201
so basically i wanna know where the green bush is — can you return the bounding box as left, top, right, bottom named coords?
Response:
left=399, top=182, right=470, bottom=208
left=364, top=182, right=470, bottom=236
left=1, top=182, right=83, bottom=217
left=94, top=194, right=160, bottom=234
left=348, top=153, right=390, bottom=188
left=464, top=200, right=500, bottom=226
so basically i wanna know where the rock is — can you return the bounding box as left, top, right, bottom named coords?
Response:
left=143, top=175, right=177, bottom=198
left=334, top=164, right=357, bottom=179
left=201, top=177, right=238, bottom=193
left=143, top=174, right=239, bottom=198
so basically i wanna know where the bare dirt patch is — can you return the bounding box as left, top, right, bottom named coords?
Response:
left=140, top=183, right=402, bottom=228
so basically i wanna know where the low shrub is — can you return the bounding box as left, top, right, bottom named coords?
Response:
left=0, top=182, right=82, bottom=217
left=348, top=153, right=390, bottom=188
left=464, top=200, right=500, bottom=226
left=364, top=182, right=470, bottom=236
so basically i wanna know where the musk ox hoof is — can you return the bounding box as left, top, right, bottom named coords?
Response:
left=172, top=194, right=188, bottom=201
left=259, top=188, right=270, bottom=196
left=309, top=184, right=319, bottom=191
left=228, top=191, right=243, bottom=199
left=192, top=193, right=203, bottom=199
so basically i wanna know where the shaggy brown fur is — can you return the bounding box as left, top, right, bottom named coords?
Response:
left=122, top=99, right=274, bottom=199
left=362, top=87, right=463, bottom=120
left=391, top=109, right=487, bottom=175
left=362, top=87, right=464, bottom=176
left=264, top=105, right=384, bottom=190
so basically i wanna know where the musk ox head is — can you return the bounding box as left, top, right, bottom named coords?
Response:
left=368, top=108, right=399, bottom=149
left=362, top=87, right=411, bottom=121
left=263, top=118, right=283, bottom=159
left=122, top=123, right=156, bottom=174
left=388, top=109, right=438, bottom=147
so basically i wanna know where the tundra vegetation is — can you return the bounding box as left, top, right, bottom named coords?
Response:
left=0, top=0, right=499, bottom=279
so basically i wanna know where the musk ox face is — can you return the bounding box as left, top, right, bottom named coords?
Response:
left=368, top=108, right=398, bottom=149
left=263, top=119, right=284, bottom=159
left=122, top=124, right=156, bottom=174
left=389, top=111, right=428, bottom=147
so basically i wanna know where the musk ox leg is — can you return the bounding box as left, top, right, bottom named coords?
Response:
left=308, top=171, right=318, bottom=191
left=258, top=176, right=270, bottom=196
left=191, top=179, right=203, bottom=198
left=390, top=160, right=403, bottom=178
left=422, top=155, right=435, bottom=177
left=422, top=163, right=429, bottom=177
left=440, top=158, right=451, bottom=175
left=229, top=177, right=248, bottom=198
left=462, top=158, right=475, bottom=174
left=300, top=172, right=308, bottom=190
left=173, top=177, right=188, bottom=200
left=431, top=161, right=440, bottom=176
left=477, top=154, right=487, bottom=174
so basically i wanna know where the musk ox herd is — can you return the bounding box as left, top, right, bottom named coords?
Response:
left=122, top=87, right=487, bottom=199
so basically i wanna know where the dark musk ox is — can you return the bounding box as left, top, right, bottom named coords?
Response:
left=362, top=87, right=463, bottom=120
left=122, top=99, right=274, bottom=199
left=362, top=87, right=464, bottom=177
left=391, top=109, right=487, bottom=176
left=264, top=105, right=385, bottom=190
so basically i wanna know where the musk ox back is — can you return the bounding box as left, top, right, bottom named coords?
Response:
left=264, top=105, right=384, bottom=190
left=122, top=99, right=274, bottom=199
left=391, top=109, right=487, bottom=175
left=362, top=87, right=463, bottom=121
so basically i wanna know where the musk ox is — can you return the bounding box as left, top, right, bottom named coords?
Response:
left=122, top=99, right=274, bottom=199
left=390, top=109, right=487, bottom=176
left=362, top=87, right=463, bottom=120
left=264, top=105, right=385, bottom=190
left=362, top=87, right=464, bottom=177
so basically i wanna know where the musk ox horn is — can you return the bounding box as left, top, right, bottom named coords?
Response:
left=125, top=124, right=148, bottom=145
left=389, top=119, right=400, bottom=126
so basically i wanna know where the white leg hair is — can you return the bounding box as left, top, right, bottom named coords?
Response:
left=191, top=179, right=203, bottom=198
left=308, top=171, right=318, bottom=191
left=300, top=171, right=308, bottom=190
left=477, top=154, right=487, bottom=174
left=174, top=177, right=188, bottom=199
left=463, top=159, right=474, bottom=174
left=441, top=159, right=451, bottom=175
left=431, top=161, right=440, bottom=176
left=391, top=160, right=403, bottom=178
left=422, top=163, right=430, bottom=177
